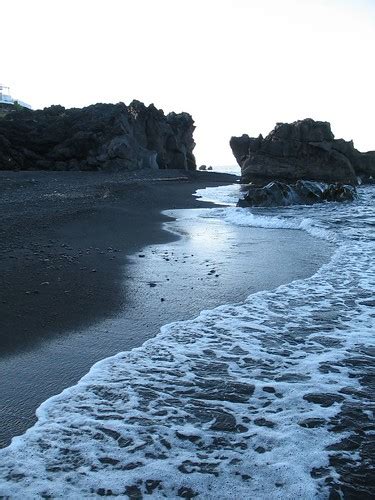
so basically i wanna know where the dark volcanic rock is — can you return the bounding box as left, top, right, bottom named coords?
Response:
left=238, top=180, right=356, bottom=207
left=0, top=101, right=196, bottom=172
left=230, top=118, right=375, bottom=185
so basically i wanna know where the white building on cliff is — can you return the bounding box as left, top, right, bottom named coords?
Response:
left=0, top=84, right=32, bottom=109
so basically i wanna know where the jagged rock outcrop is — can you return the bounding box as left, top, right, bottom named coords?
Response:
left=230, top=119, right=375, bottom=185
left=0, top=101, right=196, bottom=171
left=238, top=180, right=356, bottom=207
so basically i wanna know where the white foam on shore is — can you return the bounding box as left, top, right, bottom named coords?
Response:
left=0, top=186, right=373, bottom=498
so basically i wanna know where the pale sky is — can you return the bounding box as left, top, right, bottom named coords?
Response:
left=2, top=0, right=375, bottom=165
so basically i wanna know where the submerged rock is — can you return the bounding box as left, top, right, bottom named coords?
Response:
left=230, top=118, right=375, bottom=185
left=238, top=180, right=357, bottom=207
left=0, top=101, right=196, bottom=172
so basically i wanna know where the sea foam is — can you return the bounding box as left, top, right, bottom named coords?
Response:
left=0, top=185, right=373, bottom=498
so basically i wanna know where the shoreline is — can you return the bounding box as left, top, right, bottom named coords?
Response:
left=0, top=170, right=236, bottom=356
left=0, top=170, right=333, bottom=447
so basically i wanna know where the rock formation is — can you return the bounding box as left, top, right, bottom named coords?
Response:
left=238, top=180, right=356, bottom=207
left=0, top=101, right=196, bottom=171
left=230, top=118, right=375, bottom=185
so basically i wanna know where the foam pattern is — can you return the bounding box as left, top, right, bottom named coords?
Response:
left=0, top=187, right=374, bottom=498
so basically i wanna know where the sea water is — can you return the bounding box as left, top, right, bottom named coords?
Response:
left=0, top=184, right=373, bottom=498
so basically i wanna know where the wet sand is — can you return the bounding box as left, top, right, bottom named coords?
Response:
left=0, top=170, right=333, bottom=447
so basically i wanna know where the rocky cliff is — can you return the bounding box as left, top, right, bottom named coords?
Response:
left=230, top=119, right=375, bottom=185
left=0, top=101, right=196, bottom=171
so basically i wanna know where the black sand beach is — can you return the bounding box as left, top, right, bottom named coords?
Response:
left=0, top=170, right=333, bottom=447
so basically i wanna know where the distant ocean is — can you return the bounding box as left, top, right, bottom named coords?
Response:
left=212, top=164, right=240, bottom=176
left=0, top=182, right=373, bottom=498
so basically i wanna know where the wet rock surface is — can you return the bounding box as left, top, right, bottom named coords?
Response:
left=0, top=100, right=196, bottom=172
left=230, top=118, right=375, bottom=185
left=238, top=180, right=357, bottom=207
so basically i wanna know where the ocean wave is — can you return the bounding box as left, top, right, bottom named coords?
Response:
left=0, top=186, right=373, bottom=498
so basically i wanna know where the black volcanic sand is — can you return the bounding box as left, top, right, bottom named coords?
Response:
left=0, top=169, right=333, bottom=447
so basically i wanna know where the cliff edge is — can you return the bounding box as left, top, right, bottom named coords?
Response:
left=230, top=119, right=375, bottom=185
left=0, top=101, right=196, bottom=172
